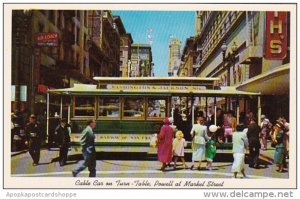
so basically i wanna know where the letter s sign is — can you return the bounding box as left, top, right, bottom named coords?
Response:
left=265, top=12, right=287, bottom=59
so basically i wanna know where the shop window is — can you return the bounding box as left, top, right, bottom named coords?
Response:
left=123, top=97, right=144, bottom=119
left=73, top=96, right=95, bottom=117
left=147, top=98, right=167, bottom=119
left=98, top=97, right=120, bottom=118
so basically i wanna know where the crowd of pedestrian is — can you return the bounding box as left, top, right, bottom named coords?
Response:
left=155, top=110, right=289, bottom=177
left=11, top=107, right=289, bottom=177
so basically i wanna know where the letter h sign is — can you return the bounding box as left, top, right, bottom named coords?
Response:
left=265, top=11, right=288, bottom=59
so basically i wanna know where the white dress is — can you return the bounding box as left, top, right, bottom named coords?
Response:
left=172, top=138, right=186, bottom=157
left=231, top=130, right=248, bottom=172
left=190, top=124, right=209, bottom=161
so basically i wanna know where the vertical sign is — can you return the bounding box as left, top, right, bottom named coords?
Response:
left=265, top=11, right=287, bottom=59
left=20, top=85, right=27, bottom=102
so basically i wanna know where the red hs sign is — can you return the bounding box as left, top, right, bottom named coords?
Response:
left=265, top=12, right=287, bottom=59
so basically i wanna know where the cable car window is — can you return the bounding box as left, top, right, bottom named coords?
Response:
left=147, top=98, right=166, bottom=119
left=98, top=97, right=120, bottom=118
left=74, top=96, right=95, bottom=117
left=123, top=97, right=145, bottom=118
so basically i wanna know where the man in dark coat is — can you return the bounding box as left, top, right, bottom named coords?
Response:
left=25, top=114, right=42, bottom=166
left=55, top=118, right=71, bottom=166
left=247, top=118, right=261, bottom=168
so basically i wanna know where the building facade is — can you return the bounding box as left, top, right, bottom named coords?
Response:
left=11, top=10, right=128, bottom=118
left=192, top=11, right=290, bottom=122
left=113, top=16, right=133, bottom=77
left=130, top=44, right=154, bottom=77
left=167, top=38, right=181, bottom=76
left=177, top=37, right=197, bottom=77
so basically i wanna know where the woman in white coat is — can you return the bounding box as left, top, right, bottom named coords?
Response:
left=190, top=116, right=210, bottom=170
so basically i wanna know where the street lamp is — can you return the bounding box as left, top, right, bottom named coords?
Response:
left=221, top=41, right=238, bottom=86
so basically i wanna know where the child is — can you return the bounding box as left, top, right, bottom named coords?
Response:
left=172, top=131, right=188, bottom=169
left=206, top=124, right=218, bottom=170
left=205, top=139, right=216, bottom=170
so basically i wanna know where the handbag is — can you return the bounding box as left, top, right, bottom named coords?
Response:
left=149, top=134, right=158, bottom=148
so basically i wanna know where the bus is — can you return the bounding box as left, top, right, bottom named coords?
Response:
left=47, top=77, right=260, bottom=152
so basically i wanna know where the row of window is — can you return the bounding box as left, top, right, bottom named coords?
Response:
left=73, top=96, right=167, bottom=120
left=200, top=11, right=240, bottom=64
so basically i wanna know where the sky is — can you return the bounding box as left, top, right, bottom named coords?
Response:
left=112, top=11, right=195, bottom=77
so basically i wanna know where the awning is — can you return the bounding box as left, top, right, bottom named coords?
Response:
left=236, top=63, right=289, bottom=95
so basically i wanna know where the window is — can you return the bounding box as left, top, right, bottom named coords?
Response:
left=123, top=97, right=144, bottom=118
left=98, top=97, right=120, bottom=118
left=74, top=96, right=95, bottom=117
left=147, top=98, right=167, bottom=119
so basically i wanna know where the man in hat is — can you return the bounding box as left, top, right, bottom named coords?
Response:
left=55, top=118, right=71, bottom=166
left=25, top=114, right=42, bottom=166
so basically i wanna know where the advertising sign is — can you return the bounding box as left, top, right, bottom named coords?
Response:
left=35, top=32, right=59, bottom=47
left=265, top=11, right=287, bottom=59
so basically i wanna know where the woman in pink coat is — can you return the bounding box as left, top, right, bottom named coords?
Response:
left=157, top=117, right=175, bottom=171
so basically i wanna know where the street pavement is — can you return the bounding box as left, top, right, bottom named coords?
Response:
left=11, top=143, right=288, bottom=179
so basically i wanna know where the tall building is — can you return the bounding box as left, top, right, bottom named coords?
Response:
left=113, top=16, right=133, bottom=77
left=167, top=38, right=181, bottom=76
left=119, top=33, right=133, bottom=77
left=130, top=44, right=153, bottom=77
left=177, top=37, right=196, bottom=77
left=195, top=11, right=202, bottom=36
left=193, top=11, right=290, bottom=121
left=11, top=10, right=128, bottom=117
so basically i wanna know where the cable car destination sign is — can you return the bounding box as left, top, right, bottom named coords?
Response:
left=106, top=84, right=207, bottom=92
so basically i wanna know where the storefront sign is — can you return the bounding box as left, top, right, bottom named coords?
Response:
left=36, top=32, right=59, bottom=47
left=107, top=84, right=206, bottom=91
left=265, top=12, right=287, bottom=59
left=71, top=134, right=152, bottom=143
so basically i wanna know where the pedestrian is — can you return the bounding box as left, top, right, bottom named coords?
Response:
left=157, top=117, right=175, bottom=171
left=260, top=115, right=272, bottom=150
left=190, top=116, right=210, bottom=170
left=278, top=116, right=289, bottom=160
left=206, top=125, right=218, bottom=170
left=24, top=114, right=42, bottom=166
left=224, top=110, right=237, bottom=143
left=208, top=108, right=224, bottom=143
left=245, top=111, right=254, bottom=126
left=273, top=122, right=287, bottom=173
left=247, top=118, right=261, bottom=168
left=172, top=130, right=188, bottom=169
left=232, top=124, right=248, bottom=178
left=55, top=118, right=71, bottom=166
left=72, top=119, right=97, bottom=177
